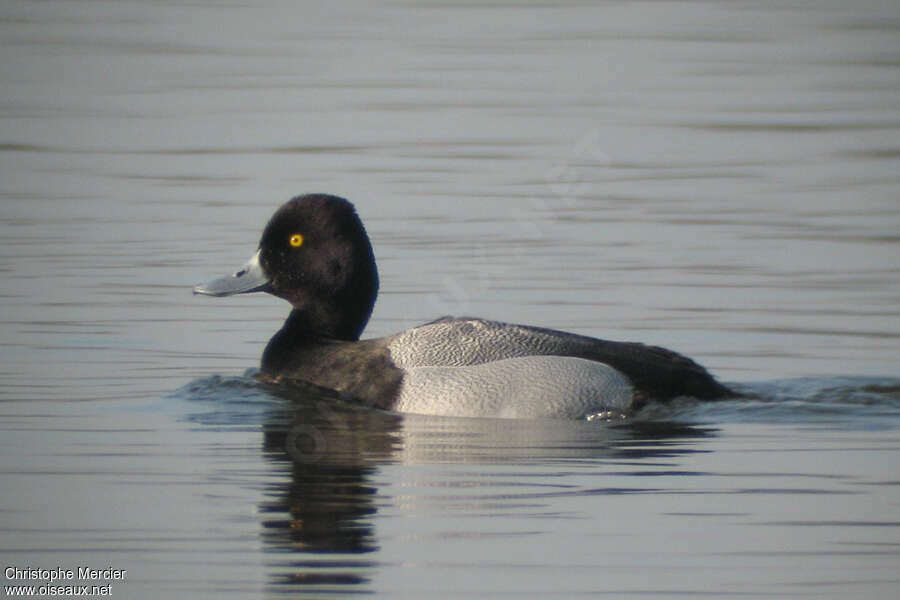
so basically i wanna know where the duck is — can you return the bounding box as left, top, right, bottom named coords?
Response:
left=194, top=194, right=733, bottom=419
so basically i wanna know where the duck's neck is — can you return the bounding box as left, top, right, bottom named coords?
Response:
left=261, top=308, right=362, bottom=374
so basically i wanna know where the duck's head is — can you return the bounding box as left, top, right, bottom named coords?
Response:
left=194, top=194, right=378, bottom=340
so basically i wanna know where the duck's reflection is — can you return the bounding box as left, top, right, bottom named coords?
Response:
left=260, top=389, right=400, bottom=589
left=258, top=385, right=716, bottom=591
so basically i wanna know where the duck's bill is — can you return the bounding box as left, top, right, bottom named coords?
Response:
left=193, top=249, right=271, bottom=297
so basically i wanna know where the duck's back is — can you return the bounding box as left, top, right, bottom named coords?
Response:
left=386, top=317, right=731, bottom=410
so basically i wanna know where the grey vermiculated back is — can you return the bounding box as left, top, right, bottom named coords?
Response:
left=386, top=317, right=611, bottom=368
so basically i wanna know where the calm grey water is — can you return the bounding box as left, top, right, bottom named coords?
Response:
left=2, top=0, right=899, bottom=598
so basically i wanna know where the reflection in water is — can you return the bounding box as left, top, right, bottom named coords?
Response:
left=395, top=412, right=716, bottom=464
left=255, top=383, right=718, bottom=591
left=172, top=372, right=900, bottom=595
left=259, top=393, right=400, bottom=590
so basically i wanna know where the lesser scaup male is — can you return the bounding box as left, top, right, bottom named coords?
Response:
left=194, top=194, right=733, bottom=418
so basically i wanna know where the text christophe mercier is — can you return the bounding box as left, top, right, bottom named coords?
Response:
left=5, top=566, right=126, bottom=595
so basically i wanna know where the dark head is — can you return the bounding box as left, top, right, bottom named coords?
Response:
left=194, top=194, right=379, bottom=340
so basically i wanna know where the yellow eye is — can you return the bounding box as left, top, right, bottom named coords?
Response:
left=289, top=234, right=304, bottom=247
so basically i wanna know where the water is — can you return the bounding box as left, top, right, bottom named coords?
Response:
left=1, top=0, right=899, bottom=597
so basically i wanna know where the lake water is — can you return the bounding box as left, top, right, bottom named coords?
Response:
left=1, top=0, right=899, bottom=598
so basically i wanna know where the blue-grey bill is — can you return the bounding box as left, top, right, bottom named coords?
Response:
left=193, top=249, right=271, bottom=297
